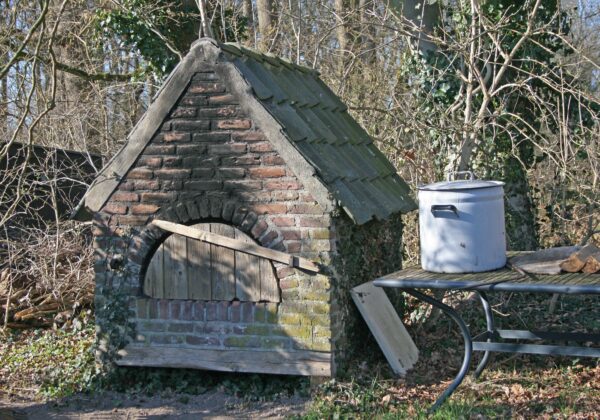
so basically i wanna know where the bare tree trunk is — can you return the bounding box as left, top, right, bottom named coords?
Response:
left=242, top=0, right=253, bottom=27
left=287, top=0, right=302, bottom=64
left=0, top=0, right=7, bottom=129
left=0, top=51, right=7, bottom=130
left=396, top=0, right=439, bottom=54
left=457, top=0, right=479, bottom=172
left=242, top=0, right=255, bottom=46
left=359, top=0, right=376, bottom=64
left=505, top=168, right=538, bottom=251
left=257, top=0, right=273, bottom=51
left=334, top=0, right=348, bottom=53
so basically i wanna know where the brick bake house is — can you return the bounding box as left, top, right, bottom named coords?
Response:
left=74, top=38, right=416, bottom=377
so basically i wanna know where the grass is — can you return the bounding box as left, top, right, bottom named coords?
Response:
left=300, top=377, right=505, bottom=419
left=298, top=361, right=600, bottom=419
left=301, top=292, right=600, bottom=419
left=0, top=313, right=98, bottom=399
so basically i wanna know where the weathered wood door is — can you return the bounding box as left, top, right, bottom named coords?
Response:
left=143, top=223, right=280, bottom=302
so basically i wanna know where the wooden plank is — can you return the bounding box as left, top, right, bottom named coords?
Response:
left=187, top=224, right=212, bottom=300
left=144, top=243, right=164, bottom=298
left=163, top=234, right=188, bottom=299
left=512, top=261, right=561, bottom=275
left=116, top=346, right=331, bottom=376
left=509, top=246, right=579, bottom=275
left=151, top=219, right=320, bottom=273
left=211, top=223, right=236, bottom=300
left=351, top=281, right=419, bottom=376
left=234, top=228, right=260, bottom=301
left=260, top=257, right=280, bottom=302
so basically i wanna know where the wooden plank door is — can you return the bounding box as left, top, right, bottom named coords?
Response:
left=143, top=246, right=164, bottom=297
left=144, top=222, right=280, bottom=302
left=163, top=233, right=188, bottom=299
left=260, top=258, right=279, bottom=302
left=211, top=223, right=236, bottom=300
left=235, top=229, right=261, bottom=301
left=187, top=224, right=212, bottom=300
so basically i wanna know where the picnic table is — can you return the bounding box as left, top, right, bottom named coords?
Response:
left=373, top=256, right=600, bottom=411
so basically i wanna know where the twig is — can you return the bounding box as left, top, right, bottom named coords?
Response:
left=3, top=274, right=12, bottom=330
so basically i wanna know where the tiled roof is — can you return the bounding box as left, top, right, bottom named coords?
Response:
left=72, top=39, right=416, bottom=223
left=221, top=43, right=416, bottom=224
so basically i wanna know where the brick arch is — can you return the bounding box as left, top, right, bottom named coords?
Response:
left=126, top=197, right=272, bottom=292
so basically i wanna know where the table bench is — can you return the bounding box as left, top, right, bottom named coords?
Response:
left=373, top=260, right=600, bottom=411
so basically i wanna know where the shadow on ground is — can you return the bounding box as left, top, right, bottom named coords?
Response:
left=0, top=388, right=309, bottom=419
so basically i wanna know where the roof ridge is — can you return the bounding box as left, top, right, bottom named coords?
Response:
left=220, top=42, right=319, bottom=75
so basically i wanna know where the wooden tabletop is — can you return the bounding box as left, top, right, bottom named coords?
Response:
left=374, top=257, right=600, bottom=295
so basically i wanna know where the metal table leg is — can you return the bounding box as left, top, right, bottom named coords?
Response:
left=474, top=291, right=494, bottom=378
left=406, top=290, right=473, bottom=412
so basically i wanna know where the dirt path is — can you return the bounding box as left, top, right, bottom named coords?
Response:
left=0, top=390, right=309, bottom=419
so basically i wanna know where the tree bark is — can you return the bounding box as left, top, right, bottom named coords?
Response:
left=504, top=166, right=538, bottom=251
left=241, top=0, right=254, bottom=46
left=395, top=0, right=440, bottom=54
left=334, top=0, right=348, bottom=53
left=359, top=0, right=376, bottom=64
left=242, top=0, right=253, bottom=27
left=0, top=46, right=7, bottom=130
left=256, top=0, right=273, bottom=51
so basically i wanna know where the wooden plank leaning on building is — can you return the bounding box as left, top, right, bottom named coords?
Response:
left=151, top=219, right=320, bottom=273
left=351, top=281, right=419, bottom=376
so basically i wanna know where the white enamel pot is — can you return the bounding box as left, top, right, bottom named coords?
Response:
left=418, top=171, right=507, bottom=273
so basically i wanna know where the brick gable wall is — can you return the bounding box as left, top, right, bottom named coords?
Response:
left=93, top=69, right=336, bottom=366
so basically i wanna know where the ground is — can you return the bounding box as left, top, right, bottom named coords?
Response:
left=1, top=390, right=309, bottom=419
left=0, top=292, right=599, bottom=419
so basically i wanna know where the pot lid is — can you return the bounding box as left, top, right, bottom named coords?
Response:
left=418, top=179, right=505, bottom=191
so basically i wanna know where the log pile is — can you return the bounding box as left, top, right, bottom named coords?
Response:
left=0, top=226, right=95, bottom=330
left=0, top=267, right=94, bottom=329
left=560, top=244, right=600, bottom=274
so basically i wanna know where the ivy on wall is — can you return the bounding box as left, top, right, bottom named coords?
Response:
left=332, top=213, right=406, bottom=375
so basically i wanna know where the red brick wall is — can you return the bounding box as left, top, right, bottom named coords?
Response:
left=100, top=71, right=332, bottom=257
left=93, top=69, right=335, bottom=359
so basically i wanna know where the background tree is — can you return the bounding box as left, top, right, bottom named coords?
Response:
left=1, top=0, right=599, bottom=328
left=387, top=0, right=599, bottom=250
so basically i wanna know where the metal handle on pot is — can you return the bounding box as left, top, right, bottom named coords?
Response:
left=431, top=204, right=459, bottom=217
left=446, top=171, right=475, bottom=181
